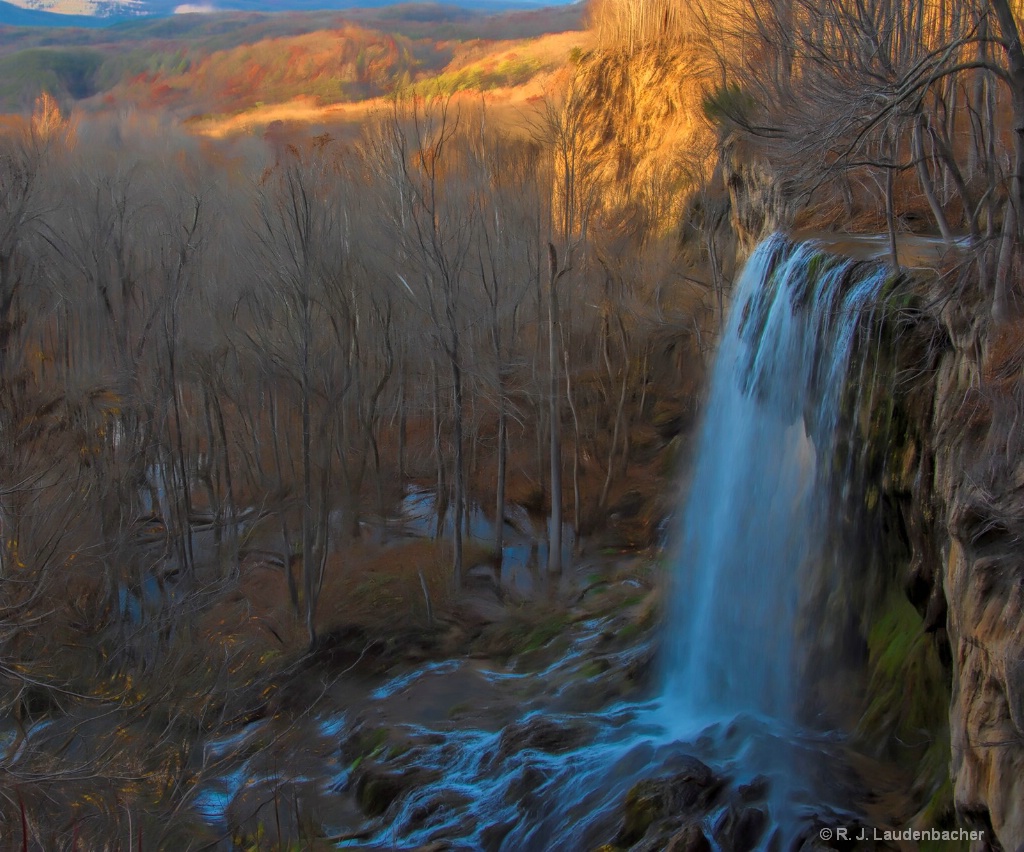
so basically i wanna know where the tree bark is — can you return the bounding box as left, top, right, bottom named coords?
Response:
left=547, top=243, right=562, bottom=575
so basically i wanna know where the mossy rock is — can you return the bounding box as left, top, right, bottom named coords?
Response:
left=615, top=758, right=723, bottom=847
left=356, top=770, right=406, bottom=818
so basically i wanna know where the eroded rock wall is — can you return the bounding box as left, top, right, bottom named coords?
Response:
left=931, top=312, right=1024, bottom=850
left=837, top=275, right=1023, bottom=851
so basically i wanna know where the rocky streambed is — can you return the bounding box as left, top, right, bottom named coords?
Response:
left=185, top=553, right=907, bottom=852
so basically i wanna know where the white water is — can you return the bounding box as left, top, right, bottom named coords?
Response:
left=663, top=234, right=888, bottom=728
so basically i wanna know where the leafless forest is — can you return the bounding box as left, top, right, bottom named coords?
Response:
left=1, top=0, right=1023, bottom=845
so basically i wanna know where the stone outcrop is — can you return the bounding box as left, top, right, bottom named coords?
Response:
left=844, top=269, right=1024, bottom=851
left=931, top=315, right=1024, bottom=850
left=720, top=133, right=795, bottom=257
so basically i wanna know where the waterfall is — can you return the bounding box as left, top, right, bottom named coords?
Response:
left=663, top=234, right=891, bottom=728
left=195, top=234, right=903, bottom=852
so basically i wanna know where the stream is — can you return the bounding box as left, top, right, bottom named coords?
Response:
left=188, top=234, right=898, bottom=851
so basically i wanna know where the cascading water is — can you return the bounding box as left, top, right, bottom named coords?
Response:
left=195, top=235, right=898, bottom=851
left=663, top=233, right=890, bottom=728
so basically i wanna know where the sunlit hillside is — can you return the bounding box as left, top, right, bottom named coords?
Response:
left=0, top=3, right=584, bottom=110
left=186, top=29, right=590, bottom=137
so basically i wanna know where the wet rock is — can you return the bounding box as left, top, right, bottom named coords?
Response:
left=629, top=818, right=685, bottom=851
left=713, top=805, right=768, bottom=852
left=495, top=716, right=591, bottom=761
left=622, top=641, right=659, bottom=687
left=354, top=765, right=440, bottom=818
left=630, top=818, right=713, bottom=852
left=501, top=764, right=550, bottom=810
left=666, top=822, right=713, bottom=852
left=356, top=770, right=405, bottom=818
left=611, top=489, right=646, bottom=520
left=405, top=788, right=473, bottom=832
left=340, top=722, right=391, bottom=765
left=737, top=774, right=771, bottom=804
left=455, top=586, right=509, bottom=627
left=479, top=818, right=516, bottom=848
left=413, top=842, right=474, bottom=852
left=615, top=757, right=724, bottom=847
left=653, top=407, right=685, bottom=441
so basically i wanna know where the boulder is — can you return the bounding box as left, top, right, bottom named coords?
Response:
left=495, top=716, right=592, bottom=761
left=713, top=805, right=768, bottom=852
left=615, top=757, right=724, bottom=847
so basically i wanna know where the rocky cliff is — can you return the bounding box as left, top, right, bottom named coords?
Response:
left=722, top=145, right=1024, bottom=851
left=933, top=310, right=1024, bottom=850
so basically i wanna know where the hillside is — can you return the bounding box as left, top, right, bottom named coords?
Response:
left=0, top=3, right=583, bottom=111
left=186, top=29, right=588, bottom=136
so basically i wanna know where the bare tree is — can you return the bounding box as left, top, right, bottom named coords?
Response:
left=538, top=73, right=601, bottom=574
left=366, top=95, right=475, bottom=587
left=243, top=140, right=353, bottom=646
left=470, top=126, right=540, bottom=563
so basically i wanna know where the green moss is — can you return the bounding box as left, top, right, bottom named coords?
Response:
left=858, top=591, right=951, bottom=819
left=579, top=658, right=610, bottom=678
left=620, top=781, right=662, bottom=845
left=520, top=613, right=569, bottom=653
left=358, top=773, right=404, bottom=818
left=617, top=623, right=640, bottom=642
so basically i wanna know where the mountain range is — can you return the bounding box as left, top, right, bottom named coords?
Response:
left=0, top=0, right=566, bottom=26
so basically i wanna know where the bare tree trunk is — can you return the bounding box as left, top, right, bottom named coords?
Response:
left=211, top=386, right=237, bottom=578
left=431, top=359, right=447, bottom=539
left=166, top=326, right=195, bottom=577
left=450, top=343, right=465, bottom=589
left=994, top=198, right=1016, bottom=323
left=547, top=243, right=562, bottom=575
left=397, top=357, right=407, bottom=483
left=883, top=132, right=900, bottom=269
left=270, top=388, right=299, bottom=612
left=990, top=0, right=1024, bottom=318
left=301, top=304, right=316, bottom=647
left=494, top=383, right=507, bottom=566
left=599, top=308, right=627, bottom=512
left=997, top=0, right=1024, bottom=220
left=564, top=348, right=582, bottom=547
left=913, top=116, right=956, bottom=244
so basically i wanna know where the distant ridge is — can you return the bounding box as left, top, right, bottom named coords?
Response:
left=0, top=0, right=566, bottom=27
left=0, top=0, right=117, bottom=26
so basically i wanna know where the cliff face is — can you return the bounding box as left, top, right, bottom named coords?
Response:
left=724, top=150, right=1024, bottom=850
left=720, top=134, right=794, bottom=256
left=933, top=314, right=1024, bottom=849
left=877, top=282, right=1024, bottom=851
left=849, top=281, right=1024, bottom=850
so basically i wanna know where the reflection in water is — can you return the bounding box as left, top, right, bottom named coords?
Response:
left=395, top=487, right=575, bottom=595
